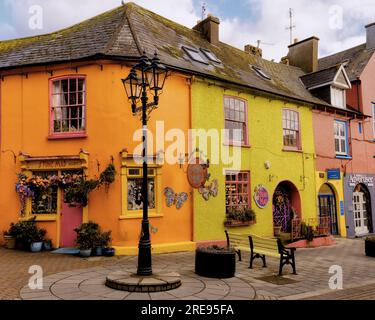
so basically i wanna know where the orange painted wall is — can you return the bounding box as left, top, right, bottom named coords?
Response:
left=0, top=61, right=193, bottom=248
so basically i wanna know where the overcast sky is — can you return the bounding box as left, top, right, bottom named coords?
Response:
left=1, top=0, right=375, bottom=61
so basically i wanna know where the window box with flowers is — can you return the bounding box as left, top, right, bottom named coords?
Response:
left=224, top=207, right=257, bottom=227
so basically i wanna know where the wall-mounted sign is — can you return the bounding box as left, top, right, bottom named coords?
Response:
left=187, top=158, right=208, bottom=189
left=327, top=169, right=341, bottom=180
left=349, top=174, right=374, bottom=187
left=340, top=201, right=345, bottom=217
left=254, top=185, right=269, bottom=209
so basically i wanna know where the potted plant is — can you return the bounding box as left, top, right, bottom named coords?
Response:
left=365, top=237, right=375, bottom=257
left=3, top=227, right=16, bottom=249
left=101, top=231, right=115, bottom=257
left=195, top=246, right=236, bottom=278
left=95, top=231, right=112, bottom=256
left=30, top=229, right=46, bottom=253
left=74, top=222, right=100, bottom=257
left=43, top=239, right=53, bottom=251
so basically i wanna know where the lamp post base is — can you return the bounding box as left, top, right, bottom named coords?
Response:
left=106, top=271, right=181, bottom=293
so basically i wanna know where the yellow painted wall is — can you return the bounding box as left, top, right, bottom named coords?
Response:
left=0, top=61, right=194, bottom=252
left=315, top=172, right=347, bottom=237
left=191, top=79, right=317, bottom=241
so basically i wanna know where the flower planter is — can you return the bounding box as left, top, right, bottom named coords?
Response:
left=103, top=248, right=115, bottom=257
left=365, top=240, right=375, bottom=257
left=30, top=242, right=43, bottom=253
left=95, top=247, right=103, bottom=256
left=43, top=241, right=52, bottom=251
left=224, top=220, right=255, bottom=228
left=3, top=235, right=16, bottom=249
left=195, top=247, right=236, bottom=279
left=80, top=249, right=92, bottom=258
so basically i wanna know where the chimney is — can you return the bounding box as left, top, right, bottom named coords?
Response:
left=287, top=36, right=319, bottom=73
left=244, top=44, right=263, bottom=58
left=193, top=14, right=220, bottom=45
left=366, top=22, right=375, bottom=49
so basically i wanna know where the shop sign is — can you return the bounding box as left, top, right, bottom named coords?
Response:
left=254, top=185, right=269, bottom=209
left=327, top=169, right=341, bottom=180
left=349, top=175, right=374, bottom=187
left=187, top=159, right=208, bottom=189
left=340, top=201, right=345, bottom=217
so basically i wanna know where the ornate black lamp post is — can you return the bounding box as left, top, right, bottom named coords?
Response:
left=122, top=52, right=168, bottom=276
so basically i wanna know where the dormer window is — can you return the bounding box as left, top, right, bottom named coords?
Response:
left=251, top=65, right=271, bottom=80
left=200, top=49, right=221, bottom=64
left=331, top=86, right=346, bottom=109
left=182, top=47, right=208, bottom=64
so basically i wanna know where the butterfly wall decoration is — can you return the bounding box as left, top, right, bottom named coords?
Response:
left=164, top=187, right=189, bottom=209
left=199, top=179, right=219, bottom=201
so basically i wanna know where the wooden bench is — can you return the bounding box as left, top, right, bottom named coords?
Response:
left=225, top=231, right=297, bottom=276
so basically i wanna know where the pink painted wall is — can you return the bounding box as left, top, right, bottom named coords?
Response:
left=314, top=53, right=375, bottom=175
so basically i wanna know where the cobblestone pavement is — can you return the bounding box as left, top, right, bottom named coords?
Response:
left=0, top=248, right=119, bottom=300
left=2, top=238, right=375, bottom=300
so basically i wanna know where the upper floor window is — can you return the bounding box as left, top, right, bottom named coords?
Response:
left=224, top=96, right=248, bottom=145
left=331, top=87, right=346, bottom=109
left=334, top=120, right=349, bottom=157
left=282, top=109, right=300, bottom=150
left=50, top=76, right=86, bottom=137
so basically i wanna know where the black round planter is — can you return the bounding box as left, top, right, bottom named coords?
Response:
left=365, top=240, right=375, bottom=257
left=195, top=248, right=236, bottom=279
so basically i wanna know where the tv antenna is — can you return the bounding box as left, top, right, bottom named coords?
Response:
left=201, top=2, right=207, bottom=21
left=286, top=8, right=296, bottom=45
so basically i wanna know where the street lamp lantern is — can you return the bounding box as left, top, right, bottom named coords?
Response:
left=122, top=52, right=168, bottom=276
left=145, top=53, right=169, bottom=104
left=122, top=68, right=142, bottom=114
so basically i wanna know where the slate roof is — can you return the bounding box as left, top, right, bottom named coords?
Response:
left=300, top=65, right=341, bottom=89
left=0, top=3, right=335, bottom=107
left=319, top=44, right=375, bottom=81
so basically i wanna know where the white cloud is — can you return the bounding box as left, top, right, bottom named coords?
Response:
left=1, top=0, right=375, bottom=61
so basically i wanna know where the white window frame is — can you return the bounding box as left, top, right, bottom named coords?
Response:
left=334, top=121, right=348, bottom=156
left=331, top=86, right=346, bottom=109
left=372, top=103, right=375, bottom=139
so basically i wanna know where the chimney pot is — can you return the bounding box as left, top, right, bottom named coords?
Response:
left=193, top=15, right=220, bottom=45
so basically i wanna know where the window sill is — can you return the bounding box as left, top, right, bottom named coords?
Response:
left=48, top=133, right=87, bottom=140
left=282, top=148, right=303, bottom=153
left=335, top=155, right=352, bottom=160
left=119, top=213, right=163, bottom=220
left=223, top=143, right=251, bottom=149
left=20, top=214, right=57, bottom=222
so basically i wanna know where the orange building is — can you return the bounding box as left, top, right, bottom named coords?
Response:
left=0, top=4, right=195, bottom=254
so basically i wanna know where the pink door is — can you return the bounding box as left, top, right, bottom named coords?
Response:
left=60, top=196, right=83, bottom=248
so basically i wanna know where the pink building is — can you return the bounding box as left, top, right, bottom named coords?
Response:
left=285, top=26, right=375, bottom=238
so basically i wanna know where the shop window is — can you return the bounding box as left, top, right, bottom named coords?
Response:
left=31, top=171, right=58, bottom=214
left=282, top=109, right=300, bottom=150
left=225, top=171, right=250, bottom=214
left=224, top=96, right=248, bottom=145
left=127, top=168, right=156, bottom=211
left=50, top=76, right=86, bottom=137
left=334, top=120, right=349, bottom=157
left=121, top=162, right=162, bottom=218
